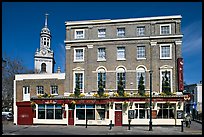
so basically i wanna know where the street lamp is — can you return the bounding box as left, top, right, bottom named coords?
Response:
left=149, top=70, right=153, bottom=131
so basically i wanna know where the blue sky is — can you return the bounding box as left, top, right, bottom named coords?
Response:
left=2, top=2, right=202, bottom=85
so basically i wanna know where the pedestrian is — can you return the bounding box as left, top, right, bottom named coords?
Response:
left=185, top=113, right=190, bottom=128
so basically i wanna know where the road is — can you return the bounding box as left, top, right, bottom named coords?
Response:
left=2, top=120, right=202, bottom=135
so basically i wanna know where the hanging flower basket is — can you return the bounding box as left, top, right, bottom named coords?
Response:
left=178, top=101, right=182, bottom=109
left=109, top=101, right=114, bottom=109
left=164, top=101, right=171, bottom=107
left=31, top=101, right=36, bottom=109
left=70, top=100, right=76, bottom=109
left=129, top=101, right=133, bottom=109
left=123, top=101, right=128, bottom=109
left=145, top=102, right=150, bottom=108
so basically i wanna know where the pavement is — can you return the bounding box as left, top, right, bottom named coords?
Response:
left=2, top=120, right=202, bottom=135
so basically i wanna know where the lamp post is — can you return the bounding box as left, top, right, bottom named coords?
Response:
left=149, top=70, right=153, bottom=131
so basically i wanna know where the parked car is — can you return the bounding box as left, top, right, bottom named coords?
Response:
left=2, top=112, right=13, bottom=121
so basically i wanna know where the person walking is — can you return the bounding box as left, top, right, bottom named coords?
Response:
left=185, top=113, right=191, bottom=128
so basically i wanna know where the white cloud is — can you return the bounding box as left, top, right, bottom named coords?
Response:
left=182, top=20, right=202, bottom=54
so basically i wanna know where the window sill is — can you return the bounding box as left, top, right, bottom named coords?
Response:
left=117, top=58, right=126, bottom=61
left=74, top=37, right=85, bottom=40
left=160, top=33, right=171, bottom=35
left=51, top=94, right=58, bottom=96
left=73, top=60, right=84, bottom=63
left=160, top=58, right=172, bottom=60
left=97, top=59, right=106, bottom=62
left=137, top=58, right=146, bottom=60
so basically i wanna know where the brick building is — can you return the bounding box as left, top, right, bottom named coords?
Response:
left=14, top=15, right=185, bottom=126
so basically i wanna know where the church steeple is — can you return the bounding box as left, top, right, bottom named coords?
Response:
left=34, top=13, right=55, bottom=74
left=40, top=13, right=51, bottom=50
left=45, top=13, right=48, bottom=28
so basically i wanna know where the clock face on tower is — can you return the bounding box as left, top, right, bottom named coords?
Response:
left=42, top=50, right=47, bottom=55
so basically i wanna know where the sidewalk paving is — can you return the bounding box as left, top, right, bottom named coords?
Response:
left=2, top=121, right=202, bottom=135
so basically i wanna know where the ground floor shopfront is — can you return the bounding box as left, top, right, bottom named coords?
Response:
left=14, top=96, right=184, bottom=126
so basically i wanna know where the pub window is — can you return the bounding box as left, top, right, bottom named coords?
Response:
left=115, top=103, right=122, bottom=110
left=157, top=103, right=175, bottom=119
left=96, top=104, right=105, bottom=120
left=37, top=104, right=62, bottom=119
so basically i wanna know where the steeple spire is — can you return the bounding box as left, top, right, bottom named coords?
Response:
left=45, top=13, right=49, bottom=27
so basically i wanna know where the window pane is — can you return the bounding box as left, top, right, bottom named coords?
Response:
left=137, top=26, right=145, bottom=36
left=55, top=109, right=62, bottom=119
left=117, top=47, right=125, bottom=59
left=55, top=104, right=62, bottom=109
left=38, top=104, right=45, bottom=109
left=115, top=104, right=122, bottom=110
left=117, top=28, right=125, bottom=36
left=117, top=72, right=126, bottom=88
left=75, top=73, right=83, bottom=91
left=76, top=109, right=85, bottom=120
left=96, top=109, right=105, bottom=120
left=38, top=109, right=45, bottom=119
left=46, top=109, right=54, bottom=119
left=161, top=46, right=170, bottom=58
left=137, top=71, right=146, bottom=87
left=75, top=49, right=83, bottom=60
left=157, top=109, right=162, bottom=118
left=76, top=31, right=84, bottom=38
left=169, top=109, right=175, bottom=119
left=98, top=29, right=106, bottom=37
left=137, top=46, right=145, bottom=58
left=163, top=109, right=168, bottom=118
left=98, top=48, right=106, bottom=60
left=86, top=105, right=95, bottom=108
left=139, top=104, right=145, bottom=108
left=47, top=104, right=54, bottom=109
left=76, top=104, right=85, bottom=108
left=139, top=109, right=145, bottom=119
left=98, top=72, right=106, bottom=88
left=51, top=86, right=58, bottom=94
left=135, top=109, right=138, bottom=118
left=86, top=109, right=95, bottom=120
left=161, top=26, right=170, bottom=34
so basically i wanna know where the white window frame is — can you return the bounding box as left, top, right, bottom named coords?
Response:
left=97, top=68, right=106, bottom=89
left=50, top=85, right=58, bottom=95
left=75, top=29, right=85, bottom=39
left=136, top=67, right=146, bottom=89
left=136, top=26, right=145, bottom=36
left=116, top=67, right=126, bottom=89
left=160, top=69, right=172, bottom=93
left=98, top=28, right=106, bottom=38
left=160, top=44, right=172, bottom=59
left=36, top=86, right=44, bottom=95
left=117, top=28, right=125, bottom=37
left=74, top=48, right=85, bottom=62
left=160, top=24, right=171, bottom=35
left=73, top=71, right=84, bottom=93
left=23, top=86, right=30, bottom=94
left=137, top=46, right=146, bottom=59
left=117, top=47, right=126, bottom=60
left=97, top=47, right=106, bottom=61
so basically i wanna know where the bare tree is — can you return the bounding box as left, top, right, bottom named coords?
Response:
left=2, top=55, right=33, bottom=112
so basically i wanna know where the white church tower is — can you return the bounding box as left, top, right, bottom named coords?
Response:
left=34, top=14, right=55, bottom=73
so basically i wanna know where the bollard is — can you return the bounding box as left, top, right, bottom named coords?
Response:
left=85, top=118, right=88, bottom=128
left=128, top=119, right=131, bottom=130
left=109, top=120, right=112, bottom=130
left=181, top=121, right=184, bottom=132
